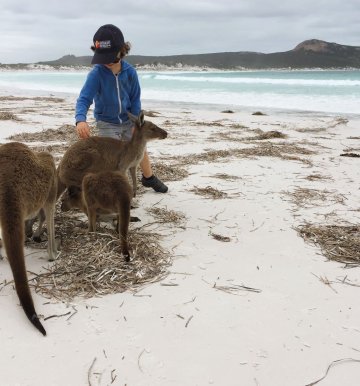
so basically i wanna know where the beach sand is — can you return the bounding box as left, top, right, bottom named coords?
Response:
left=0, top=94, right=360, bottom=386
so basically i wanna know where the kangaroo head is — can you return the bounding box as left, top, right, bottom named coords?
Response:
left=60, top=185, right=82, bottom=212
left=128, top=110, right=168, bottom=141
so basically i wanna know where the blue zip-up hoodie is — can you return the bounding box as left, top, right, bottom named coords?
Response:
left=75, top=60, right=141, bottom=125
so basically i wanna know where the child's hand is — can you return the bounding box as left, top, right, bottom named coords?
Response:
left=76, top=122, right=91, bottom=138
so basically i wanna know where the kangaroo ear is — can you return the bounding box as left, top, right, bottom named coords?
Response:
left=128, top=111, right=145, bottom=127
left=127, top=111, right=137, bottom=123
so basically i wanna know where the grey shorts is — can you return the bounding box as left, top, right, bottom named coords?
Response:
left=96, top=120, right=133, bottom=141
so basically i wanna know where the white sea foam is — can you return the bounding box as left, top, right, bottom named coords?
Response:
left=141, top=89, right=359, bottom=114
left=142, top=74, right=360, bottom=87
left=0, top=69, right=359, bottom=114
left=0, top=79, right=80, bottom=94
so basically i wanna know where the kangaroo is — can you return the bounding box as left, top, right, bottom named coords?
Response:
left=61, top=186, right=140, bottom=224
left=0, top=142, right=58, bottom=336
left=57, top=111, right=167, bottom=198
left=60, top=171, right=132, bottom=261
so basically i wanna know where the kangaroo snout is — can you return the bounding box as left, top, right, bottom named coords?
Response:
left=160, top=128, right=168, bottom=139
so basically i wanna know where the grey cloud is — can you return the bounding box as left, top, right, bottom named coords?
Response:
left=0, top=0, right=359, bottom=63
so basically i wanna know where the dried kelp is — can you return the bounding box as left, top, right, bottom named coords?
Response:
left=0, top=111, right=20, bottom=121
left=26, top=210, right=171, bottom=300
left=297, top=224, right=360, bottom=265
left=152, top=162, right=189, bottom=181
left=210, top=232, right=231, bottom=242
left=247, top=130, right=287, bottom=140
left=284, top=187, right=345, bottom=208
left=169, top=142, right=315, bottom=167
left=190, top=186, right=228, bottom=199
left=146, top=207, right=187, bottom=226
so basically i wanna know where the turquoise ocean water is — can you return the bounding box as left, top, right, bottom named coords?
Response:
left=0, top=69, right=359, bottom=114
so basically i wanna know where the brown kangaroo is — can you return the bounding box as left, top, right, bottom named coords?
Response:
left=0, top=142, right=58, bottom=336
left=60, top=171, right=132, bottom=261
left=57, top=111, right=167, bottom=198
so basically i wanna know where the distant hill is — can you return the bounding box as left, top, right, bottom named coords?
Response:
left=4, top=39, right=360, bottom=69
left=128, top=40, right=360, bottom=69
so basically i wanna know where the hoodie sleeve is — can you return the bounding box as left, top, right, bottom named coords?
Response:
left=75, top=68, right=101, bottom=123
left=129, top=68, right=141, bottom=116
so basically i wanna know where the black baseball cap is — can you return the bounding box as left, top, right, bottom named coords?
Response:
left=91, top=24, right=125, bottom=64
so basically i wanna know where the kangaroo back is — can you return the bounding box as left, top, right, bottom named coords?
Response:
left=57, top=137, right=125, bottom=198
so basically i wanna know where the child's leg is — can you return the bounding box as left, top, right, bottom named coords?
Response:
left=140, top=150, right=153, bottom=178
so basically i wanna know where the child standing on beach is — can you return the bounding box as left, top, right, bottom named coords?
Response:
left=75, top=24, right=168, bottom=193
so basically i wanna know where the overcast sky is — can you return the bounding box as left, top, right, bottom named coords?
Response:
left=1, top=0, right=359, bottom=64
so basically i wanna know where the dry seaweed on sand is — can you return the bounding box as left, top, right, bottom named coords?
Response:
left=151, top=162, right=189, bottom=181
left=252, top=111, right=267, bottom=116
left=296, top=126, right=328, bottom=133
left=340, top=152, right=360, bottom=158
left=0, top=96, right=65, bottom=103
left=0, top=96, right=29, bottom=102
left=209, top=173, right=241, bottom=181
left=170, top=142, right=314, bottom=167
left=283, top=187, right=345, bottom=208
left=162, top=119, right=181, bottom=127
left=303, top=173, right=332, bottom=181
left=208, top=130, right=244, bottom=142
left=28, top=212, right=172, bottom=301
left=247, top=130, right=287, bottom=141
left=143, top=110, right=161, bottom=117
left=234, top=142, right=314, bottom=165
left=189, top=120, right=225, bottom=127
left=213, top=282, right=261, bottom=294
left=170, top=149, right=233, bottom=166
left=208, top=124, right=252, bottom=142
left=296, top=117, right=348, bottom=134
left=0, top=111, right=21, bottom=121
left=229, top=123, right=248, bottom=129
left=32, top=96, right=65, bottom=103
left=210, top=231, right=231, bottom=242
left=7, top=124, right=78, bottom=142
left=189, top=186, right=228, bottom=199
left=146, top=206, right=187, bottom=226
left=296, top=223, right=360, bottom=265
left=250, top=141, right=314, bottom=156
left=328, top=117, right=348, bottom=127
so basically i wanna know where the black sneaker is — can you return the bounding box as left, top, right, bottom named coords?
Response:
left=141, top=175, right=168, bottom=193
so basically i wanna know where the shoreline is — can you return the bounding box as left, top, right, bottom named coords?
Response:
left=1, top=64, right=360, bottom=72
left=0, top=88, right=359, bottom=120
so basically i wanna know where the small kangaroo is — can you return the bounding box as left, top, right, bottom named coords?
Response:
left=0, top=142, right=58, bottom=336
left=61, top=171, right=132, bottom=261
left=57, top=111, right=167, bottom=198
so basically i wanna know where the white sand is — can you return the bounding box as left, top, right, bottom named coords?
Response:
left=0, top=94, right=360, bottom=386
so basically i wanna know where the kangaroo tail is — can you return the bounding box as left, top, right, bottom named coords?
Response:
left=0, top=202, right=46, bottom=336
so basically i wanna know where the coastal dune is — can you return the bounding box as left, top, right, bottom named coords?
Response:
left=0, top=94, right=360, bottom=385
